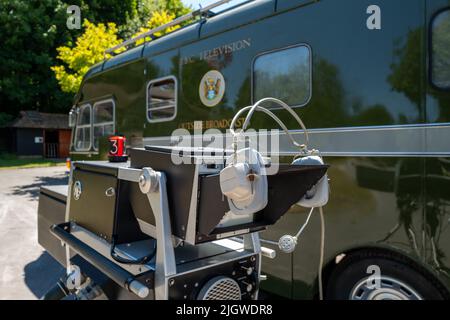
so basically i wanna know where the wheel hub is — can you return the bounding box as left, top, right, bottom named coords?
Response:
left=350, top=276, right=423, bottom=300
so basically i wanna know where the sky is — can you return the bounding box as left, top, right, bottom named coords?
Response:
left=181, top=0, right=248, bottom=11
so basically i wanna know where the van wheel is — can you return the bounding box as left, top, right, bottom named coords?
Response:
left=325, top=250, right=448, bottom=300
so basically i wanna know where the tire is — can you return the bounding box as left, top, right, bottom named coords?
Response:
left=325, top=250, right=448, bottom=300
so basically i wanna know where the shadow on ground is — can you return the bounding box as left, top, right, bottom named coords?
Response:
left=9, top=173, right=68, bottom=200
left=23, top=251, right=65, bottom=299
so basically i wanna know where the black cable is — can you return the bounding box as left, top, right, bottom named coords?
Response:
left=110, top=237, right=156, bottom=265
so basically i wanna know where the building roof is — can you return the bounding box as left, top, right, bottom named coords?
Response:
left=10, top=111, right=69, bottom=130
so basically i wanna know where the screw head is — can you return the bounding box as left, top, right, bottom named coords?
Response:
left=73, top=181, right=82, bottom=200
left=169, top=279, right=175, bottom=286
left=139, top=174, right=146, bottom=186
left=139, top=169, right=159, bottom=193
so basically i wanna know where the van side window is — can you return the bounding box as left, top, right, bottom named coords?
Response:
left=74, top=104, right=92, bottom=151
left=147, top=76, right=177, bottom=122
left=253, top=45, right=311, bottom=108
left=93, top=100, right=115, bottom=150
left=432, top=9, right=450, bottom=89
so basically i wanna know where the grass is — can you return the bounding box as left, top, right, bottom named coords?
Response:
left=0, top=153, right=66, bottom=170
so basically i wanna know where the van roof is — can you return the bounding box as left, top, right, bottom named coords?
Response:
left=82, top=0, right=313, bottom=82
left=83, top=0, right=279, bottom=80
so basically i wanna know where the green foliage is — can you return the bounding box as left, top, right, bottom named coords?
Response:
left=388, top=29, right=422, bottom=107
left=0, top=0, right=140, bottom=118
left=119, top=0, right=159, bottom=38
left=120, top=0, right=191, bottom=38
left=53, top=0, right=191, bottom=94
left=133, top=10, right=180, bottom=45
left=0, top=0, right=190, bottom=121
left=52, top=20, right=123, bottom=93
left=0, top=0, right=75, bottom=118
left=388, top=22, right=450, bottom=122
left=303, top=58, right=347, bottom=128
left=80, top=0, right=139, bottom=26
left=161, top=0, right=192, bottom=16
left=0, top=153, right=65, bottom=169
left=0, top=113, right=14, bottom=128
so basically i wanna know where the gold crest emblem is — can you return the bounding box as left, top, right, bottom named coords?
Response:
left=199, top=70, right=225, bottom=107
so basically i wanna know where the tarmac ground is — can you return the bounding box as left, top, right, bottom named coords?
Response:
left=0, top=167, right=67, bottom=299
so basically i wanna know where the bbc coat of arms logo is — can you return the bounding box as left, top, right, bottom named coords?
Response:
left=199, top=70, right=225, bottom=107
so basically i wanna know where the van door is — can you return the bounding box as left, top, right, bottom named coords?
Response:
left=425, top=0, right=450, bottom=278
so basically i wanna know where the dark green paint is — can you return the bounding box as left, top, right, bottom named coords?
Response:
left=71, top=0, right=450, bottom=299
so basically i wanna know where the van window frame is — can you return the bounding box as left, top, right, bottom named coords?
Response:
left=146, top=75, right=178, bottom=123
left=74, top=103, right=92, bottom=151
left=251, top=43, right=313, bottom=109
left=430, top=7, right=450, bottom=91
left=92, top=99, right=116, bottom=151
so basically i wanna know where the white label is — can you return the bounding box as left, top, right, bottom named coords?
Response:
left=367, top=5, right=382, bottom=30
left=34, top=137, right=43, bottom=143
left=66, top=5, right=81, bottom=30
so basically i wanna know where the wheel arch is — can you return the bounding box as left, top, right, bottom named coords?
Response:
left=316, top=244, right=450, bottom=300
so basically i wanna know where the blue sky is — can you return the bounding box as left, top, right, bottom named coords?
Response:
left=181, top=0, right=247, bottom=11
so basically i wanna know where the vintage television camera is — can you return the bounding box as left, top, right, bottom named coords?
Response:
left=46, top=144, right=327, bottom=300
left=43, top=98, right=329, bottom=300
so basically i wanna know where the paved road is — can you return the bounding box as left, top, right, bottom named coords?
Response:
left=0, top=167, right=68, bottom=300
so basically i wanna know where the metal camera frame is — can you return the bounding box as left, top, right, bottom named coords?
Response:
left=111, top=165, right=263, bottom=299
left=54, top=157, right=270, bottom=300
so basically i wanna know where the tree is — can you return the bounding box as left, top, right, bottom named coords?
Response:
left=133, top=10, right=180, bottom=45
left=160, top=0, right=191, bottom=17
left=53, top=1, right=191, bottom=95
left=80, top=0, right=138, bottom=26
left=388, top=29, right=422, bottom=109
left=0, top=0, right=139, bottom=117
left=388, top=25, right=450, bottom=122
left=0, top=0, right=76, bottom=116
left=120, top=0, right=191, bottom=38
left=0, top=113, right=14, bottom=128
left=52, top=20, right=123, bottom=94
left=0, top=0, right=191, bottom=119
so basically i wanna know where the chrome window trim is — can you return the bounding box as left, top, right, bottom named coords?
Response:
left=251, top=43, right=313, bottom=110
left=74, top=103, right=92, bottom=151
left=430, top=8, right=450, bottom=90
left=146, top=75, right=178, bottom=123
left=92, top=99, right=116, bottom=151
left=141, top=122, right=450, bottom=158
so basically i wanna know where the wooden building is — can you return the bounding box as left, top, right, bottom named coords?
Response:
left=7, top=111, right=71, bottom=158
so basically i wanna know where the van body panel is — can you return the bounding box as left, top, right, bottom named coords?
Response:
left=67, top=0, right=450, bottom=298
